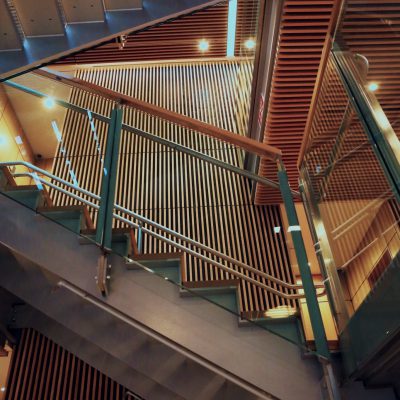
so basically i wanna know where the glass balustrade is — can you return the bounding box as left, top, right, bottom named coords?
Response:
left=0, top=68, right=322, bottom=355
left=299, top=48, right=400, bottom=375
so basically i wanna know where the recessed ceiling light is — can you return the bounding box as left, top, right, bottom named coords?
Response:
left=43, top=97, right=55, bottom=109
left=198, top=39, right=209, bottom=52
left=368, top=82, right=378, bottom=92
left=244, top=38, right=256, bottom=50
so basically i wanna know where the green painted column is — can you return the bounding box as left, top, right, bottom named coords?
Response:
left=278, top=163, right=330, bottom=359
left=95, top=107, right=123, bottom=250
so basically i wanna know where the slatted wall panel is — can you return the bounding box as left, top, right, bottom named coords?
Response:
left=51, top=59, right=296, bottom=315
left=338, top=0, right=400, bottom=140
left=343, top=201, right=400, bottom=311
left=5, top=329, right=132, bottom=400
left=255, top=0, right=338, bottom=205
left=57, top=0, right=259, bottom=65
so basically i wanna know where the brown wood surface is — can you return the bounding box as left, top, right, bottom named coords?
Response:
left=5, top=329, right=129, bottom=400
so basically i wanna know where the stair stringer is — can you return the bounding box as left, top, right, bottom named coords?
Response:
left=0, top=193, right=323, bottom=400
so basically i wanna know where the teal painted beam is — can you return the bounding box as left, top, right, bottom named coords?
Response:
left=278, top=165, right=330, bottom=359
left=95, top=108, right=117, bottom=246
left=103, top=108, right=123, bottom=251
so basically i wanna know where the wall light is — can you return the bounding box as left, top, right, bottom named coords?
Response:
left=244, top=38, right=256, bottom=50
left=198, top=39, right=209, bottom=52
left=43, top=97, right=55, bottom=109
left=368, top=82, right=378, bottom=92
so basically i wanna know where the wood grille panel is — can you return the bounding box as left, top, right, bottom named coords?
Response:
left=50, top=60, right=297, bottom=314
left=338, top=0, right=400, bottom=140
left=57, top=0, right=259, bottom=65
left=5, top=329, right=131, bottom=400
left=255, top=0, right=338, bottom=205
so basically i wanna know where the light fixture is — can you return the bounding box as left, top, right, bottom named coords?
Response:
left=43, top=97, right=55, bottom=109
left=244, top=38, right=256, bottom=50
left=0, top=387, right=6, bottom=392
left=264, top=305, right=297, bottom=319
left=15, top=135, right=23, bottom=145
left=198, top=39, right=209, bottom=52
left=0, top=136, right=7, bottom=146
left=368, top=82, right=378, bottom=92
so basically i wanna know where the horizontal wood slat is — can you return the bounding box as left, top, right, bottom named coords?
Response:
left=255, top=0, right=338, bottom=204
left=56, top=0, right=259, bottom=64
left=337, top=0, right=400, bottom=141
left=50, top=60, right=297, bottom=315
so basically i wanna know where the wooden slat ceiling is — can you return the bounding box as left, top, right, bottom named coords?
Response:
left=56, top=0, right=258, bottom=64
left=338, top=0, right=400, bottom=140
left=255, top=0, right=338, bottom=205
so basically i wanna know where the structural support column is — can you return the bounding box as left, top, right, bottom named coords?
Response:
left=278, top=162, right=330, bottom=360
left=95, top=107, right=123, bottom=251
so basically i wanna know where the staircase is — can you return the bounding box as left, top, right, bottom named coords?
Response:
left=0, top=0, right=221, bottom=79
left=0, top=165, right=328, bottom=399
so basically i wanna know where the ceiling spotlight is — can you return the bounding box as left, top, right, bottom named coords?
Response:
left=43, top=97, right=55, bottom=109
left=244, top=38, right=256, bottom=50
left=198, top=39, right=209, bottom=52
left=368, top=82, right=379, bottom=92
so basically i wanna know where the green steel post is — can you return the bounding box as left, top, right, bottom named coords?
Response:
left=278, top=163, right=330, bottom=359
left=103, top=107, right=123, bottom=251
left=95, top=109, right=117, bottom=245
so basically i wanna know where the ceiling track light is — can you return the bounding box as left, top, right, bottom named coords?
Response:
left=244, top=38, right=256, bottom=50
left=198, top=39, right=209, bottom=52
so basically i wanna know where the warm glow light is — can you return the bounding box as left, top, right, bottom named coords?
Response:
left=244, top=38, right=256, bottom=50
left=368, top=82, right=378, bottom=92
left=264, top=305, right=297, bottom=319
left=198, top=39, right=209, bottom=52
left=43, top=97, right=55, bottom=109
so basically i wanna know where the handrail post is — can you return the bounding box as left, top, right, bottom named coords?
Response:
left=277, top=161, right=330, bottom=359
left=95, top=107, right=123, bottom=250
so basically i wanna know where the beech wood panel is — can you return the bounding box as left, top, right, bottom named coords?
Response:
left=57, top=0, right=259, bottom=65
left=5, top=329, right=130, bottom=400
left=50, top=60, right=297, bottom=315
left=255, top=0, right=338, bottom=204
left=338, top=0, right=400, bottom=141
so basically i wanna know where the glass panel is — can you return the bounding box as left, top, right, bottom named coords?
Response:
left=334, top=1, right=400, bottom=164
left=300, top=51, right=400, bottom=372
left=0, top=68, right=316, bottom=353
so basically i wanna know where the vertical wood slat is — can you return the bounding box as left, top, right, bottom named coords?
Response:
left=5, top=329, right=130, bottom=400
left=51, top=59, right=296, bottom=315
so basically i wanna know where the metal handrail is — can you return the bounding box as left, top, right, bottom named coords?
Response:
left=1, top=161, right=325, bottom=299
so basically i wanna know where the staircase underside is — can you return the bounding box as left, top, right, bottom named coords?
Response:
left=0, top=193, right=324, bottom=400
left=0, top=0, right=221, bottom=79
